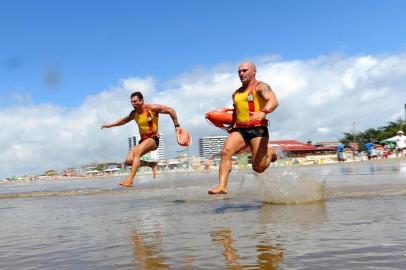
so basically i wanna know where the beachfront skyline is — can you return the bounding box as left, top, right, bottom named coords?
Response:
left=1, top=0, right=406, bottom=178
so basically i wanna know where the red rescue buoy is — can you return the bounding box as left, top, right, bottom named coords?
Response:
left=205, top=108, right=234, bottom=129
left=176, top=128, right=192, bottom=146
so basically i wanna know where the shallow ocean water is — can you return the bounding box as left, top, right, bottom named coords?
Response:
left=1, top=159, right=406, bottom=269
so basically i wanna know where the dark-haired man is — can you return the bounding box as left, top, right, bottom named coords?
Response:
left=101, top=91, right=181, bottom=187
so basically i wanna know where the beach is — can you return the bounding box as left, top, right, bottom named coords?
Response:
left=1, top=159, right=406, bottom=269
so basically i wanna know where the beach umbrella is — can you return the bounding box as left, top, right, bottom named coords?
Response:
left=85, top=170, right=100, bottom=174
left=103, top=168, right=120, bottom=172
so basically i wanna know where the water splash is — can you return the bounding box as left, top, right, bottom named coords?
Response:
left=257, top=168, right=327, bottom=204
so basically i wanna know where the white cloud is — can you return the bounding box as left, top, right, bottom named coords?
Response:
left=317, top=127, right=330, bottom=134
left=1, top=53, right=406, bottom=178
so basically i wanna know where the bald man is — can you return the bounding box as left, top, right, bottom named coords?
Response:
left=208, top=61, right=279, bottom=194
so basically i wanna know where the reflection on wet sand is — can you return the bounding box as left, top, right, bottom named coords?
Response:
left=132, top=231, right=170, bottom=270
left=211, top=228, right=241, bottom=268
left=256, top=242, right=284, bottom=270
left=211, top=227, right=284, bottom=269
left=131, top=230, right=195, bottom=270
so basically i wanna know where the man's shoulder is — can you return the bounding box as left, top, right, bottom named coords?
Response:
left=145, top=103, right=169, bottom=114
left=146, top=103, right=164, bottom=110
left=257, top=81, right=271, bottom=90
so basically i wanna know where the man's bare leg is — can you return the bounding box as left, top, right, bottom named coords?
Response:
left=125, top=148, right=135, bottom=166
left=120, top=148, right=137, bottom=187
left=208, top=156, right=232, bottom=195
left=209, top=132, right=247, bottom=195
left=119, top=157, right=140, bottom=187
left=140, top=160, right=158, bottom=178
left=251, top=137, right=272, bottom=173
left=119, top=139, right=157, bottom=187
left=151, top=162, right=158, bottom=178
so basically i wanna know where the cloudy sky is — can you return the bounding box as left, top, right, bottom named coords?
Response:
left=1, top=1, right=406, bottom=178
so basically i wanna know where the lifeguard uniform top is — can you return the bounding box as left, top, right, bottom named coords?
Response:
left=133, top=105, right=159, bottom=140
left=233, top=81, right=268, bottom=128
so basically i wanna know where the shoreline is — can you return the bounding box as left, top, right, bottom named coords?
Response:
left=2, top=156, right=405, bottom=185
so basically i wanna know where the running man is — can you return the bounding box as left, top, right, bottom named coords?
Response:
left=101, top=91, right=182, bottom=187
left=208, top=61, right=279, bottom=194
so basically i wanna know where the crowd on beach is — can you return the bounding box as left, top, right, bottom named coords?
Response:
left=336, top=130, right=406, bottom=162
left=3, top=144, right=405, bottom=183
left=3, top=128, right=405, bottom=183
left=279, top=130, right=406, bottom=166
left=2, top=129, right=405, bottom=183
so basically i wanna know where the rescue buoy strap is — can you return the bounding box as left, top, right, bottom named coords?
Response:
left=235, top=119, right=268, bottom=128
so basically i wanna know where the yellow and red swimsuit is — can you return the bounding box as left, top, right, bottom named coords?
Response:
left=234, top=80, right=268, bottom=128
left=133, top=105, right=159, bottom=143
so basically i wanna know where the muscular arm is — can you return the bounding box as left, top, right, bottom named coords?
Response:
left=257, top=82, right=279, bottom=113
left=249, top=82, right=279, bottom=121
left=101, top=111, right=134, bottom=129
left=148, top=104, right=180, bottom=127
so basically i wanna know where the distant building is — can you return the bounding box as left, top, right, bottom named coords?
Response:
left=128, top=134, right=165, bottom=160
left=269, top=140, right=336, bottom=157
left=315, top=141, right=340, bottom=147
left=316, top=141, right=358, bottom=151
left=128, top=136, right=138, bottom=150
left=199, top=135, right=227, bottom=159
left=198, top=136, right=337, bottom=159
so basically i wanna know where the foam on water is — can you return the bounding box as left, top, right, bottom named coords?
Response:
left=257, top=167, right=327, bottom=204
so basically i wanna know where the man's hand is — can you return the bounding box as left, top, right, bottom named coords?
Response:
left=249, top=111, right=266, bottom=121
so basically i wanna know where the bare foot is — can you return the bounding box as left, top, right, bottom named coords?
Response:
left=119, top=179, right=133, bottom=187
left=208, top=186, right=228, bottom=195
left=151, top=162, right=158, bottom=178
left=268, top=147, right=277, bottom=163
